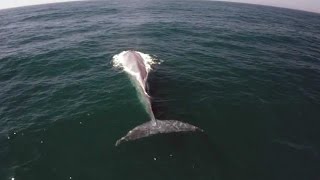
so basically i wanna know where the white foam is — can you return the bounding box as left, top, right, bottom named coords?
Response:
left=112, top=50, right=160, bottom=73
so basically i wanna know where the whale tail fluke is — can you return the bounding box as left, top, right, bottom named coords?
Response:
left=115, top=120, right=203, bottom=146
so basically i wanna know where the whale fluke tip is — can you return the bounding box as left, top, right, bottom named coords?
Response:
left=115, top=120, right=203, bottom=146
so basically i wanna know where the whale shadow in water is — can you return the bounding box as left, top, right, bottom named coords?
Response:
left=147, top=66, right=187, bottom=120
left=146, top=69, right=170, bottom=120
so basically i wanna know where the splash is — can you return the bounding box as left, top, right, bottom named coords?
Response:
left=112, top=50, right=160, bottom=73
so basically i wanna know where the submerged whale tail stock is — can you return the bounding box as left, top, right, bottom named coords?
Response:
left=115, top=119, right=203, bottom=146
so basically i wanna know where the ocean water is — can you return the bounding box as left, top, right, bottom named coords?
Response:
left=1, top=0, right=320, bottom=179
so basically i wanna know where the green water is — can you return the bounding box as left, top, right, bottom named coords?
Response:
left=0, top=0, right=320, bottom=179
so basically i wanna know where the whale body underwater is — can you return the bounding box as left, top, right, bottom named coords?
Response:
left=115, top=50, right=203, bottom=146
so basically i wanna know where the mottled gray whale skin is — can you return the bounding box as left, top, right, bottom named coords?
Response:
left=121, top=51, right=149, bottom=97
left=115, top=50, right=203, bottom=146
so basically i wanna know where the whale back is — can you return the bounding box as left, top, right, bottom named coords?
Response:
left=122, top=51, right=148, bottom=88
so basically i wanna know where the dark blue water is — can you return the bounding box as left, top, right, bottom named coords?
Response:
left=1, top=0, right=320, bottom=179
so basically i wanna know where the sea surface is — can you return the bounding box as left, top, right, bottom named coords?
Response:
left=0, top=0, right=320, bottom=179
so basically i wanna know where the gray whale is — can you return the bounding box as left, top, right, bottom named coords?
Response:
left=115, top=50, right=203, bottom=146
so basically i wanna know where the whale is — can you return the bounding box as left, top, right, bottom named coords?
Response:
left=115, top=50, right=203, bottom=146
